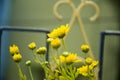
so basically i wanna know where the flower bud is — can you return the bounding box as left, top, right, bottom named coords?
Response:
left=36, top=47, right=47, bottom=55
left=47, top=38, right=53, bottom=43
left=85, top=57, right=93, bottom=65
left=44, top=61, right=49, bottom=65
left=9, top=44, right=19, bottom=56
left=81, top=44, right=89, bottom=53
left=26, top=60, right=31, bottom=66
left=51, top=38, right=61, bottom=49
left=13, top=53, right=22, bottom=62
left=28, top=42, right=36, bottom=50
left=62, top=51, right=69, bottom=57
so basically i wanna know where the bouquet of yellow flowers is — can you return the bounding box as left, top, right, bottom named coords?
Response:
left=9, top=24, right=98, bottom=80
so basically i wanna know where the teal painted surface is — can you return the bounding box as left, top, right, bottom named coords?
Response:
left=0, top=0, right=12, bottom=80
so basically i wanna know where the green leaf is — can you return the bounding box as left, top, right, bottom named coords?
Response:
left=23, top=75, right=27, bottom=80
left=59, top=76, right=66, bottom=80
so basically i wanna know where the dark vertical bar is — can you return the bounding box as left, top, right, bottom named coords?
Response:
left=45, top=33, right=49, bottom=61
left=0, top=29, right=3, bottom=80
left=99, top=32, right=105, bottom=80
left=99, top=30, right=120, bottom=80
left=0, top=29, right=2, bottom=58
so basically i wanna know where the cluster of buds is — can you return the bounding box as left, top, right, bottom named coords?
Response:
left=47, top=24, right=70, bottom=50
left=77, top=45, right=99, bottom=78
left=36, top=47, right=47, bottom=55
left=77, top=57, right=98, bottom=77
left=9, top=45, right=22, bottom=62
left=28, top=42, right=47, bottom=55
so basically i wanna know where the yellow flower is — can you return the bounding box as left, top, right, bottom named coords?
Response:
left=66, top=54, right=76, bottom=63
left=85, top=57, right=93, bottom=65
left=78, top=60, right=98, bottom=77
left=12, top=53, right=22, bottom=62
left=81, top=44, right=89, bottom=53
left=48, top=24, right=70, bottom=38
left=28, top=42, right=36, bottom=50
left=60, top=56, right=66, bottom=62
left=89, top=61, right=99, bottom=70
left=47, top=29, right=58, bottom=38
left=9, top=44, right=19, bottom=55
left=77, top=65, right=88, bottom=77
left=60, top=53, right=81, bottom=64
left=36, top=47, right=47, bottom=55
left=51, top=38, right=61, bottom=49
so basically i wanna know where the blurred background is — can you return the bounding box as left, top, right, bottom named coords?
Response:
left=0, top=0, right=120, bottom=80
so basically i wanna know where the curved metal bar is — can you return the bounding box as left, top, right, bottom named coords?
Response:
left=53, top=0, right=100, bottom=59
left=53, top=1, right=100, bottom=79
left=78, top=0, right=100, bottom=22
left=76, top=0, right=100, bottom=58
left=85, top=1, right=100, bottom=21
left=53, top=0, right=68, bottom=20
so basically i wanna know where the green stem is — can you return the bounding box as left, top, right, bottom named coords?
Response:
left=39, top=54, right=49, bottom=79
left=61, top=39, right=67, bottom=51
left=16, top=63, right=24, bottom=80
left=56, top=49, right=60, bottom=59
left=41, top=63, right=49, bottom=80
left=40, top=54, right=46, bottom=62
left=32, top=50, right=41, bottom=64
left=28, top=66, right=34, bottom=80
